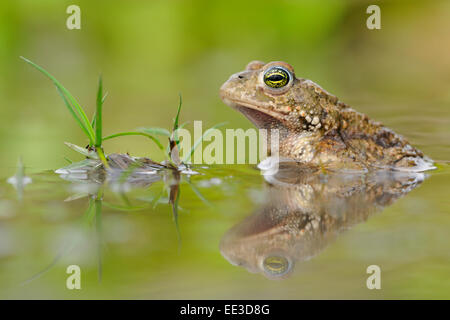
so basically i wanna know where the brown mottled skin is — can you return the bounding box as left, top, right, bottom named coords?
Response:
left=220, top=61, right=433, bottom=171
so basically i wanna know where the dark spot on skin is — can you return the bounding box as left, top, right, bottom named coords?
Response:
left=375, top=130, right=401, bottom=148
left=238, top=75, right=244, bottom=79
left=324, top=129, right=341, bottom=140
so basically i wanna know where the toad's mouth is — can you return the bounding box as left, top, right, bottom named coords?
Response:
left=222, top=98, right=285, bottom=129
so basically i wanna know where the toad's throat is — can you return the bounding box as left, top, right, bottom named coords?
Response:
left=224, top=99, right=285, bottom=130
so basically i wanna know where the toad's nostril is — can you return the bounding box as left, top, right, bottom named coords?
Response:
left=238, top=75, right=244, bottom=79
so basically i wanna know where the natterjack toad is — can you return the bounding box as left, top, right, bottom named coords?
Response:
left=220, top=61, right=434, bottom=172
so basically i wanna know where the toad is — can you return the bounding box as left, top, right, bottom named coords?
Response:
left=220, top=61, right=434, bottom=171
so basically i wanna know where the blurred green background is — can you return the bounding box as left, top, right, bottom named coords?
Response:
left=0, top=0, right=449, bottom=176
left=0, top=0, right=449, bottom=300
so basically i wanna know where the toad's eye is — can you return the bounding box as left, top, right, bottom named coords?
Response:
left=263, top=67, right=290, bottom=88
left=262, top=255, right=291, bottom=276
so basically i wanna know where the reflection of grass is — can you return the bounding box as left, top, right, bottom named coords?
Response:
left=21, top=168, right=215, bottom=285
left=21, top=192, right=102, bottom=285
left=7, top=156, right=30, bottom=201
left=169, top=171, right=182, bottom=247
left=95, top=194, right=103, bottom=283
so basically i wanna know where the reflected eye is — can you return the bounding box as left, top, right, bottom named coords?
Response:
left=263, top=67, right=290, bottom=88
left=263, top=255, right=290, bottom=276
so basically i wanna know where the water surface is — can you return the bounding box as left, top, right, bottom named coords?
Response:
left=0, top=157, right=449, bottom=299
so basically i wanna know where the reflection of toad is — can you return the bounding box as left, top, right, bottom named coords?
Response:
left=219, top=162, right=426, bottom=279
left=220, top=61, right=434, bottom=171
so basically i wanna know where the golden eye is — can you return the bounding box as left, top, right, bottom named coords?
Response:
left=263, top=67, right=290, bottom=88
left=263, top=256, right=290, bottom=276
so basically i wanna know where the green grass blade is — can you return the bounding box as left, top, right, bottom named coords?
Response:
left=91, top=113, right=96, bottom=129
left=182, top=122, right=227, bottom=163
left=96, top=146, right=109, bottom=169
left=173, top=93, right=182, bottom=132
left=21, top=56, right=95, bottom=144
left=137, top=127, right=171, bottom=137
left=171, top=94, right=183, bottom=148
left=91, top=93, right=108, bottom=128
left=55, top=87, right=93, bottom=143
left=95, top=75, right=103, bottom=147
left=102, top=131, right=164, bottom=150
left=178, top=121, right=189, bottom=130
